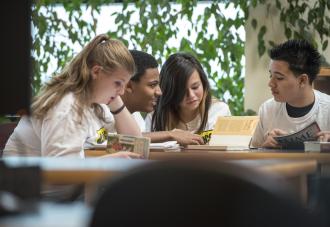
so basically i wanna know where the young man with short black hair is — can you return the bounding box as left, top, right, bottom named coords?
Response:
left=251, top=40, right=330, bottom=148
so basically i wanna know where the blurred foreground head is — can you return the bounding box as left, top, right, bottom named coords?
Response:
left=90, top=159, right=321, bottom=227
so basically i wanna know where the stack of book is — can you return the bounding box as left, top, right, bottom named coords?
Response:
left=149, top=141, right=181, bottom=152
left=304, top=141, right=330, bottom=153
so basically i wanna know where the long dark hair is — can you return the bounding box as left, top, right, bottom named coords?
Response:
left=151, top=52, right=211, bottom=133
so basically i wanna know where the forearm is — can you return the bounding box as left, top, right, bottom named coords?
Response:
left=142, top=131, right=172, bottom=143
left=113, top=108, right=142, bottom=136
left=109, top=97, right=141, bottom=137
left=143, top=130, right=204, bottom=145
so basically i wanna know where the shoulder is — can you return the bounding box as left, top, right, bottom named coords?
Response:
left=259, top=98, right=282, bottom=113
left=46, top=93, right=96, bottom=123
left=132, top=112, right=146, bottom=132
left=315, top=90, right=330, bottom=105
left=145, top=111, right=154, bottom=119
left=144, top=112, right=153, bottom=132
left=209, top=99, right=231, bottom=116
left=132, top=111, right=142, bottom=117
left=51, top=92, right=76, bottom=116
left=132, top=112, right=144, bottom=121
left=41, top=92, right=77, bottom=122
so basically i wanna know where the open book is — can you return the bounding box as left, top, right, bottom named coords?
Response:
left=274, top=122, right=320, bottom=149
left=186, top=116, right=259, bottom=150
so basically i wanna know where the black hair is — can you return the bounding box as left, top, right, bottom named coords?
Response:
left=151, top=52, right=211, bottom=133
left=270, top=40, right=321, bottom=84
left=129, top=50, right=158, bottom=81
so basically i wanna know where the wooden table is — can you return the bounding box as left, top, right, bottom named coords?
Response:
left=0, top=156, right=318, bottom=227
left=2, top=157, right=148, bottom=184
left=148, top=149, right=330, bottom=164
left=2, top=155, right=317, bottom=204
left=3, top=152, right=321, bottom=184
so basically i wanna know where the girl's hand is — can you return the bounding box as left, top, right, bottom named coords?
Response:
left=169, top=129, right=204, bottom=145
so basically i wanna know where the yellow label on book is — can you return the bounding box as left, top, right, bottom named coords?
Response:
left=96, top=127, right=108, bottom=144
left=198, top=130, right=213, bottom=144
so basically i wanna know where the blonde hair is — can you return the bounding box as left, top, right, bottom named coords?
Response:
left=32, top=34, right=135, bottom=122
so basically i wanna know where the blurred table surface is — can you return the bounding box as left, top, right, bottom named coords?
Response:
left=1, top=156, right=317, bottom=187
left=148, top=148, right=330, bottom=163
left=0, top=202, right=91, bottom=227
left=0, top=156, right=318, bottom=226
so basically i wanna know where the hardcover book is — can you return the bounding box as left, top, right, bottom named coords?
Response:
left=107, top=133, right=150, bottom=158
left=304, top=141, right=330, bottom=153
left=186, top=116, right=259, bottom=150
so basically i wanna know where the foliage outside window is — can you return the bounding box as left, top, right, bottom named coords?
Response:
left=32, top=0, right=330, bottom=116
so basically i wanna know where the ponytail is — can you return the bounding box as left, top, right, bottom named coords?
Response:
left=32, top=34, right=134, bottom=123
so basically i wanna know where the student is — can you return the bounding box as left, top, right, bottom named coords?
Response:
left=4, top=34, right=141, bottom=158
left=146, top=52, right=231, bottom=144
left=120, top=50, right=161, bottom=132
left=251, top=39, right=330, bottom=148
left=121, top=50, right=205, bottom=145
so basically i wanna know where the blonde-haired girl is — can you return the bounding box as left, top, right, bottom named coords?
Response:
left=4, top=34, right=141, bottom=158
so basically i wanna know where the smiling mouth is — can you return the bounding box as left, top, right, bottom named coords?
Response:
left=151, top=98, right=159, bottom=105
left=187, top=100, right=198, bottom=104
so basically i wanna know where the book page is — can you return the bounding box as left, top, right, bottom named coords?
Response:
left=213, top=116, right=259, bottom=136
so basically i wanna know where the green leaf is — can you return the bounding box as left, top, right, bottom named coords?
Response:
left=285, top=27, right=292, bottom=38
left=34, top=0, right=330, bottom=116
left=259, top=26, right=267, bottom=36
left=322, top=40, right=328, bottom=51
left=251, top=18, right=257, bottom=30
left=268, top=40, right=276, bottom=47
left=275, top=0, right=281, bottom=9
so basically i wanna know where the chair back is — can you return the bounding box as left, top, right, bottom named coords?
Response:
left=0, top=122, right=17, bottom=156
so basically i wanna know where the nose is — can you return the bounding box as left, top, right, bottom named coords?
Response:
left=186, top=88, right=194, bottom=98
left=268, top=76, right=275, bottom=88
left=118, top=86, right=125, bottom=96
left=155, top=85, right=162, bottom=96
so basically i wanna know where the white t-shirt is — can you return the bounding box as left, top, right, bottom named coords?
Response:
left=132, top=112, right=146, bottom=132
left=4, top=93, right=115, bottom=157
left=144, top=101, right=231, bottom=132
left=251, top=90, right=330, bottom=147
